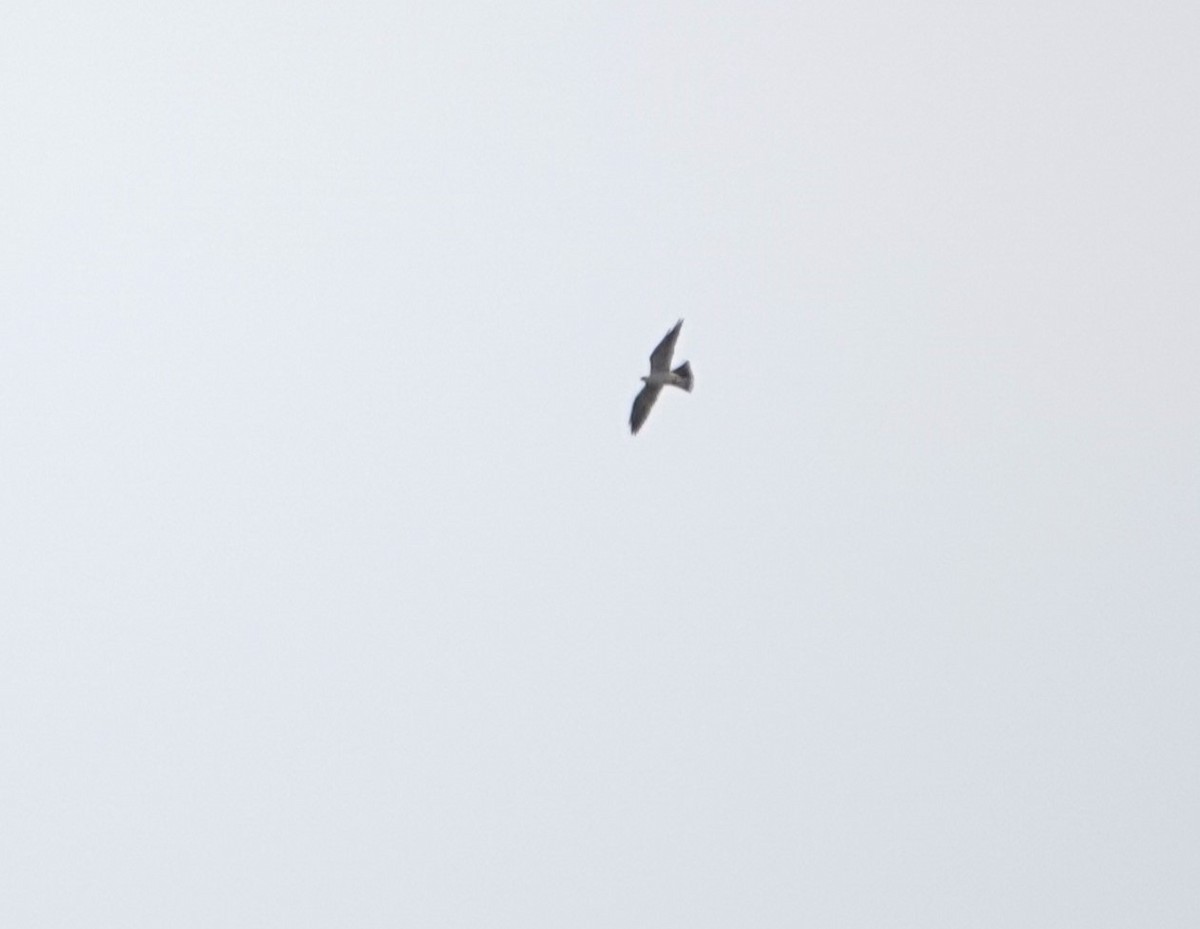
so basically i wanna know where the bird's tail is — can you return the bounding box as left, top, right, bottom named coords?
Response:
left=672, top=361, right=694, bottom=392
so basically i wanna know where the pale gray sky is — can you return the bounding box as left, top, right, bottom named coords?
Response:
left=3, top=2, right=1198, bottom=926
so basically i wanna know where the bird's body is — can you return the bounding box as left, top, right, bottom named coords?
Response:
left=640, top=368, right=691, bottom=388
left=630, top=319, right=693, bottom=434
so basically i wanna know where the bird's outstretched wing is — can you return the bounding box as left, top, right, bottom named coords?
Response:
left=630, top=383, right=663, bottom=435
left=648, top=319, right=684, bottom=373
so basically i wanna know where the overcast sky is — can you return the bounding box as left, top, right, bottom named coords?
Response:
left=3, top=2, right=1198, bottom=926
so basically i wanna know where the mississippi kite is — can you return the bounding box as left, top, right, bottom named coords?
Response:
left=630, top=319, right=694, bottom=435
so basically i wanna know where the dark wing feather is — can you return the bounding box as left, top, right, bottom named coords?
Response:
left=648, top=319, right=684, bottom=373
left=629, top=383, right=662, bottom=435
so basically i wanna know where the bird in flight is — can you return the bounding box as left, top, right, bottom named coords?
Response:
left=630, top=319, right=694, bottom=435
